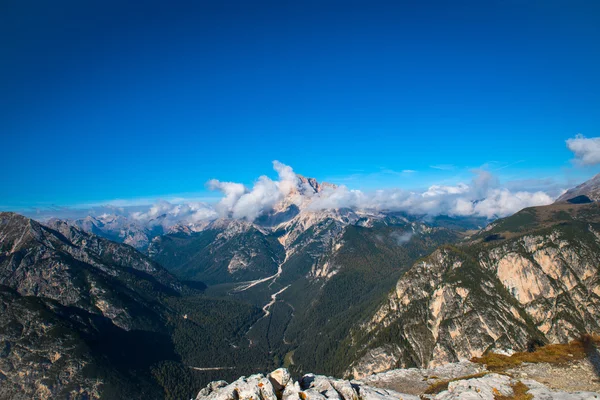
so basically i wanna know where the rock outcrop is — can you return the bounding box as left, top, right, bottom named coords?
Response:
left=556, top=173, right=600, bottom=203
left=435, top=374, right=599, bottom=400
left=0, top=212, right=187, bottom=398
left=196, top=367, right=600, bottom=400
left=196, top=368, right=417, bottom=400
left=360, top=361, right=486, bottom=395
left=346, top=203, right=600, bottom=377
left=0, top=212, right=181, bottom=331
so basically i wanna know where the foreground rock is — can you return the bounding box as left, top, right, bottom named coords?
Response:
left=196, top=368, right=417, bottom=400
left=506, top=358, right=600, bottom=393
left=359, top=361, right=486, bottom=395
left=436, top=374, right=599, bottom=400
left=196, top=367, right=600, bottom=400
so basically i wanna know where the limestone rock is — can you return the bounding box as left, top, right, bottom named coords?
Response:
left=359, top=361, right=486, bottom=395
left=196, top=374, right=277, bottom=400
left=357, top=386, right=418, bottom=400
left=523, top=379, right=600, bottom=400
left=435, top=374, right=513, bottom=400
left=269, top=368, right=293, bottom=394
left=196, top=367, right=600, bottom=400
left=348, top=218, right=600, bottom=375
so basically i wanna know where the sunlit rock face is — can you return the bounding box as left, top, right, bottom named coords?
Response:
left=195, top=367, right=418, bottom=400
left=196, top=367, right=600, bottom=400
left=347, top=214, right=600, bottom=378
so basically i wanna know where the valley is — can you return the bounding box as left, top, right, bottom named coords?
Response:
left=2, top=174, right=600, bottom=399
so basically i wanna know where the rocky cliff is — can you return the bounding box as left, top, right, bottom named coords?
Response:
left=345, top=202, right=600, bottom=378
left=0, top=212, right=191, bottom=398
left=0, top=212, right=182, bottom=331
left=194, top=365, right=599, bottom=400
left=0, top=212, right=297, bottom=399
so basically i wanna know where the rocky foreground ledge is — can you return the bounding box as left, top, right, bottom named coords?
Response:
left=196, top=363, right=600, bottom=400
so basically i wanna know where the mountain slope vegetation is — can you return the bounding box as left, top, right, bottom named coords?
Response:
left=344, top=202, right=600, bottom=378
left=0, top=213, right=272, bottom=399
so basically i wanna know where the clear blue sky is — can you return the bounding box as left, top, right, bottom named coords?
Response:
left=2, top=0, right=599, bottom=209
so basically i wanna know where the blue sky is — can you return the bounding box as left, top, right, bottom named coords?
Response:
left=2, top=0, right=599, bottom=210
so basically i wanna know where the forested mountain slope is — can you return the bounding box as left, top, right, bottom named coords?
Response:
left=0, top=212, right=270, bottom=399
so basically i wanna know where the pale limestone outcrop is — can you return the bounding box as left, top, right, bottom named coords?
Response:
left=197, top=368, right=600, bottom=400
left=196, top=369, right=417, bottom=400
left=359, top=361, right=486, bottom=395
left=435, top=374, right=513, bottom=400
left=196, top=373, right=277, bottom=400
left=437, top=374, right=600, bottom=400
left=348, top=226, right=600, bottom=377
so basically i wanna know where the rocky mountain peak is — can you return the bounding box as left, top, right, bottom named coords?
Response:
left=556, top=173, right=600, bottom=203
left=1, top=211, right=181, bottom=331
left=296, top=174, right=337, bottom=195
left=0, top=211, right=48, bottom=253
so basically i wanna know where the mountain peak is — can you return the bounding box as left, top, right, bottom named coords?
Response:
left=556, top=173, right=600, bottom=203
left=296, top=174, right=337, bottom=194
left=0, top=212, right=46, bottom=253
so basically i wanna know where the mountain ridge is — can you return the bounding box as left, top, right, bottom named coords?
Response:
left=343, top=201, right=600, bottom=377
left=556, top=173, right=600, bottom=203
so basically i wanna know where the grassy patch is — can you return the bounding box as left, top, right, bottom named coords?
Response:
left=494, top=382, right=533, bottom=400
left=472, top=336, right=599, bottom=371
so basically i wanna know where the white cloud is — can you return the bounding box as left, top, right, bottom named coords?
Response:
left=183, top=163, right=554, bottom=221
left=306, top=169, right=552, bottom=219
left=566, top=134, right=600, bottom=166
left=28, top=161, right=555, bottom=224
left=207, top=160, right=301, bottom=221
left=130, top=200, right=218, bottom=228
left=390, top=231, right=413, bottom=245
left=207, top=180, right=248, bottom=217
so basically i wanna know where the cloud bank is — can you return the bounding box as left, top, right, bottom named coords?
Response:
left=203, top=161, right=553, bottom=220
left=29, top=161, right=555, bottom=225
left=207, top=161, right=303, bottom=221
left=301, top=169, right=552, bottom=219
left=567, top=135, right=600, bottom=166
left=129, top=200, right=218, bottom=227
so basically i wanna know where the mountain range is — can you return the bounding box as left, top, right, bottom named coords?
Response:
left=1, top=173, right=599, bottom=399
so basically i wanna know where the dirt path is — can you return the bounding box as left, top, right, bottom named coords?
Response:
left=189, top=366, right=235, bottom=371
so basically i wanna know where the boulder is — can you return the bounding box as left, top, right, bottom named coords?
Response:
left=196, top=374, right=277, bottom=400
left=269, top=368, right=293, bottom=394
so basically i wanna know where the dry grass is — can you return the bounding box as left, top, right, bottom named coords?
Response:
left=494, top=382, right=533, bottom=400
left=423, top=372, right=489, bottom=394
left=472, top=335, right=600, bottom=372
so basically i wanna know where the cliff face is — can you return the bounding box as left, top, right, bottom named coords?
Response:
left=0, top=286, right=100, bottom=399
left=346, top=204, right=600, bottom=378
left=0, top=212, right=183, bottom=398
left=0, top=213, right=181, bottom=332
